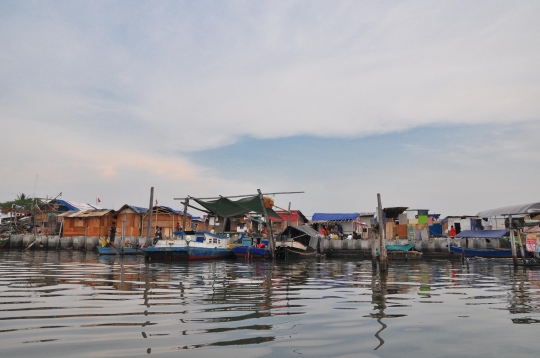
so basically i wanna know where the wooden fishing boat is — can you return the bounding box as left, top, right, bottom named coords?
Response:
left=385, top=243, right=423, bottom=260
left=233, top=237, right=271, bottom=259
left=448, top=230, right=523, bottom=258
left=275, top=225, right=321, bottom=259
left=449, top=244, right=517, bottom=258
left=143, top=231, right=236, bottom=261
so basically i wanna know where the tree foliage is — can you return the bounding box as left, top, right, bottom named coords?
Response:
left=0, top=193, right=37, bottom=210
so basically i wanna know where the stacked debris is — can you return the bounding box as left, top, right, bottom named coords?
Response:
left=0, top=216, right=35, bottom=238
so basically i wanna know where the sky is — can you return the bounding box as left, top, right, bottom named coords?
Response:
left=1, top=0, right=539, bottom=219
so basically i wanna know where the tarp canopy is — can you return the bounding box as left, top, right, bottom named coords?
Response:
left=281, top=225, right=320, bottom=249
left=455, top=230, right=509, bottom=239
left=477, top=202, right=540, bottom=218
left=312, top=213, right=359, bottom=221
left=193, top=196, right=281, bottom=219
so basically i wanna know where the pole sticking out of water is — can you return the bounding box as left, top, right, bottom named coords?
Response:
left=258, top=189, right=275, bottom=260
left=121, top=215, right=126, bottom=256
left=509, top=215, right=518, bottom=266
left=182, top=197, right=189, bottom=233
left=146, top=187, right=154, bottom=246
left=377, top=193, right=387, bottom=272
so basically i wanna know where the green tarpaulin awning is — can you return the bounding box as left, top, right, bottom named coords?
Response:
left=192, top=196, right=282, bottom=219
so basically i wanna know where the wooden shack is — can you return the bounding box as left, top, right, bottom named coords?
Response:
left=270, top=210, right=309, bottom=233
left=58, top=209, right=115, bottom=237
left=142, top=206, right=191, bottom=238
left=115, top=205, right=147, bottom=237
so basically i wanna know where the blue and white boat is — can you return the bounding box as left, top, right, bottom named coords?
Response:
left=143, top=231, right=237, bottom=261
left=232, top=237, right=271, bottom=259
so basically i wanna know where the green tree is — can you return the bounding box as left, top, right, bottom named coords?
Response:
left=0, top=193, right=36, bottom=210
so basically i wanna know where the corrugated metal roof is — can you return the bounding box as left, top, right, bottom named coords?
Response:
left=477, top=202, right=540, bottom=218
left=56, top=200, right=101, bottom=211
left=154, top=206, right=192, bottom=216
left=58, top=209, right=114, bottom=218
left=311, top=213, right=359, bottom=222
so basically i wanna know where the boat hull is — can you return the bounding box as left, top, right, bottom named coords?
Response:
left=188, top=247, right=234, bottom=260
left=449, top=244, right=522, bottom=258
left=143, top=246, right=189, bottom=260
left=97, top=246, right=142, bottom=255
left=277, top=246, right=318, bottom=259
left=232, top=246, right=271, bottom=259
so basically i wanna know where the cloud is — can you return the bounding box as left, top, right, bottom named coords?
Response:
left=1, top=1, right=539, bottom=215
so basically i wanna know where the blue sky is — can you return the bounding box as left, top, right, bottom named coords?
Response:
left=1, top=1, right=539, bottom=218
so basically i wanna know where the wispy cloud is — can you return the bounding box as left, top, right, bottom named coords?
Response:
left=1, top=1, right=539, bottom=214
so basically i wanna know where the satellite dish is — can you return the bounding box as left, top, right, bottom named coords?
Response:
left=185, top=235, right=191, bottom=242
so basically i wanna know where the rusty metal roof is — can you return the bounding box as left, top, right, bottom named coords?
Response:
left=58, top=209, right=114, bottom=218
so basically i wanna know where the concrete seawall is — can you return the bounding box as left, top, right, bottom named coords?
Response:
left=6, top=235, right=147, bottom=251
left=4, top=235, right=501, bottom=257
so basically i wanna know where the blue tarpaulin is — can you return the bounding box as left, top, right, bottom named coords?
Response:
left=455, top=230, right=509, bottom=239
left=429, top=223, right=442, bottom=236
left=312, top=213, right=360, bottom=221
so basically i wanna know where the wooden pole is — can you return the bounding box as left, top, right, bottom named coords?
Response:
left=377, top=193, right=387, bottom=271
left=146, top=187, right=154, bottom=246
left=509, top=215, right=518, bottom=266
left=287, top=202, right=291, bottom=228
left=182, top=197, right=189, bottom=233
left=258, top=189, right=275, bottom=260
left=518, top=229, right=526, bottom=263
left=121, top=215, right=126, bottom=256
left=371, top=229, right=378, bottom=267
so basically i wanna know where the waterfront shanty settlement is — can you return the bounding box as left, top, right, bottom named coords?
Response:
left=2, top=196, right=540, bottom=264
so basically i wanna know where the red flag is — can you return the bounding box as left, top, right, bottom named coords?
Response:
left=97, top=198, right=101, bottom=203
left=155, top=199, right=158, bottom=205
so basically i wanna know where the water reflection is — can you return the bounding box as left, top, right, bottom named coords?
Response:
left=0, top=251, right=540, bottom=357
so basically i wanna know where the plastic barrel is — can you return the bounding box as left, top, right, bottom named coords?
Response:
left=48, top=236, right=60, bottom=249
left=10, top=234, right=23, bottom=248
left=86, top=237, right=98, bottom=251
left=60, top=236, right=73, bottom=249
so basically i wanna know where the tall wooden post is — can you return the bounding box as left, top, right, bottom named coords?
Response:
left=377, top=193, right=387, bottom=271
left=258, top=189, right=275, bottom=260
left=121, top=215, right=126, bottom=256
left=182, top=197, right=189, bottom=233
left=146, top=187, right=154, bottom=246
left=287, top=202, right=291, bottom=227
left=371, top=229, right=378, bottom=267
left=509, top=215, right=518, bottom=266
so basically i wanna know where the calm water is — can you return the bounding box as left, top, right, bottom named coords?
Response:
left=0, top=251, right=539, bottom=357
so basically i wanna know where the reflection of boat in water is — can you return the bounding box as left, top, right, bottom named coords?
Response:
left=275, top=225, right=320, bottom=259
left=449, top=230, right=521, bottom=258
left=232, top=237, right=271, bottom=259
left=97, top=246, right=142, bottom=255
left=143, top=231, right=237, bottom=261
left=96, top=237, right=143, bottom=255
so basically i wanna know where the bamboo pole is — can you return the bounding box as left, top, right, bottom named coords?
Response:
left=510, top=215, right=518, bottom=266
left=146, top=187, right=154, bottom=246
left=258, top=189, right=275, bottom=260
left=182, top=198, right=189, bottom=234
left=377, top=193, right=387, bottom=271
left=121, top=215, right=126, bottom=256
left=174, top=191, right=304, bottom=201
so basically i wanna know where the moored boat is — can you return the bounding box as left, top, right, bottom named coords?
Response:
left=275, top=225, right=321, bottom=259
left=143, top=231, right=237, bottom=261
left=232, top=237, right=271, bottom=259
left=449, top=229, right=525, bottom=258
